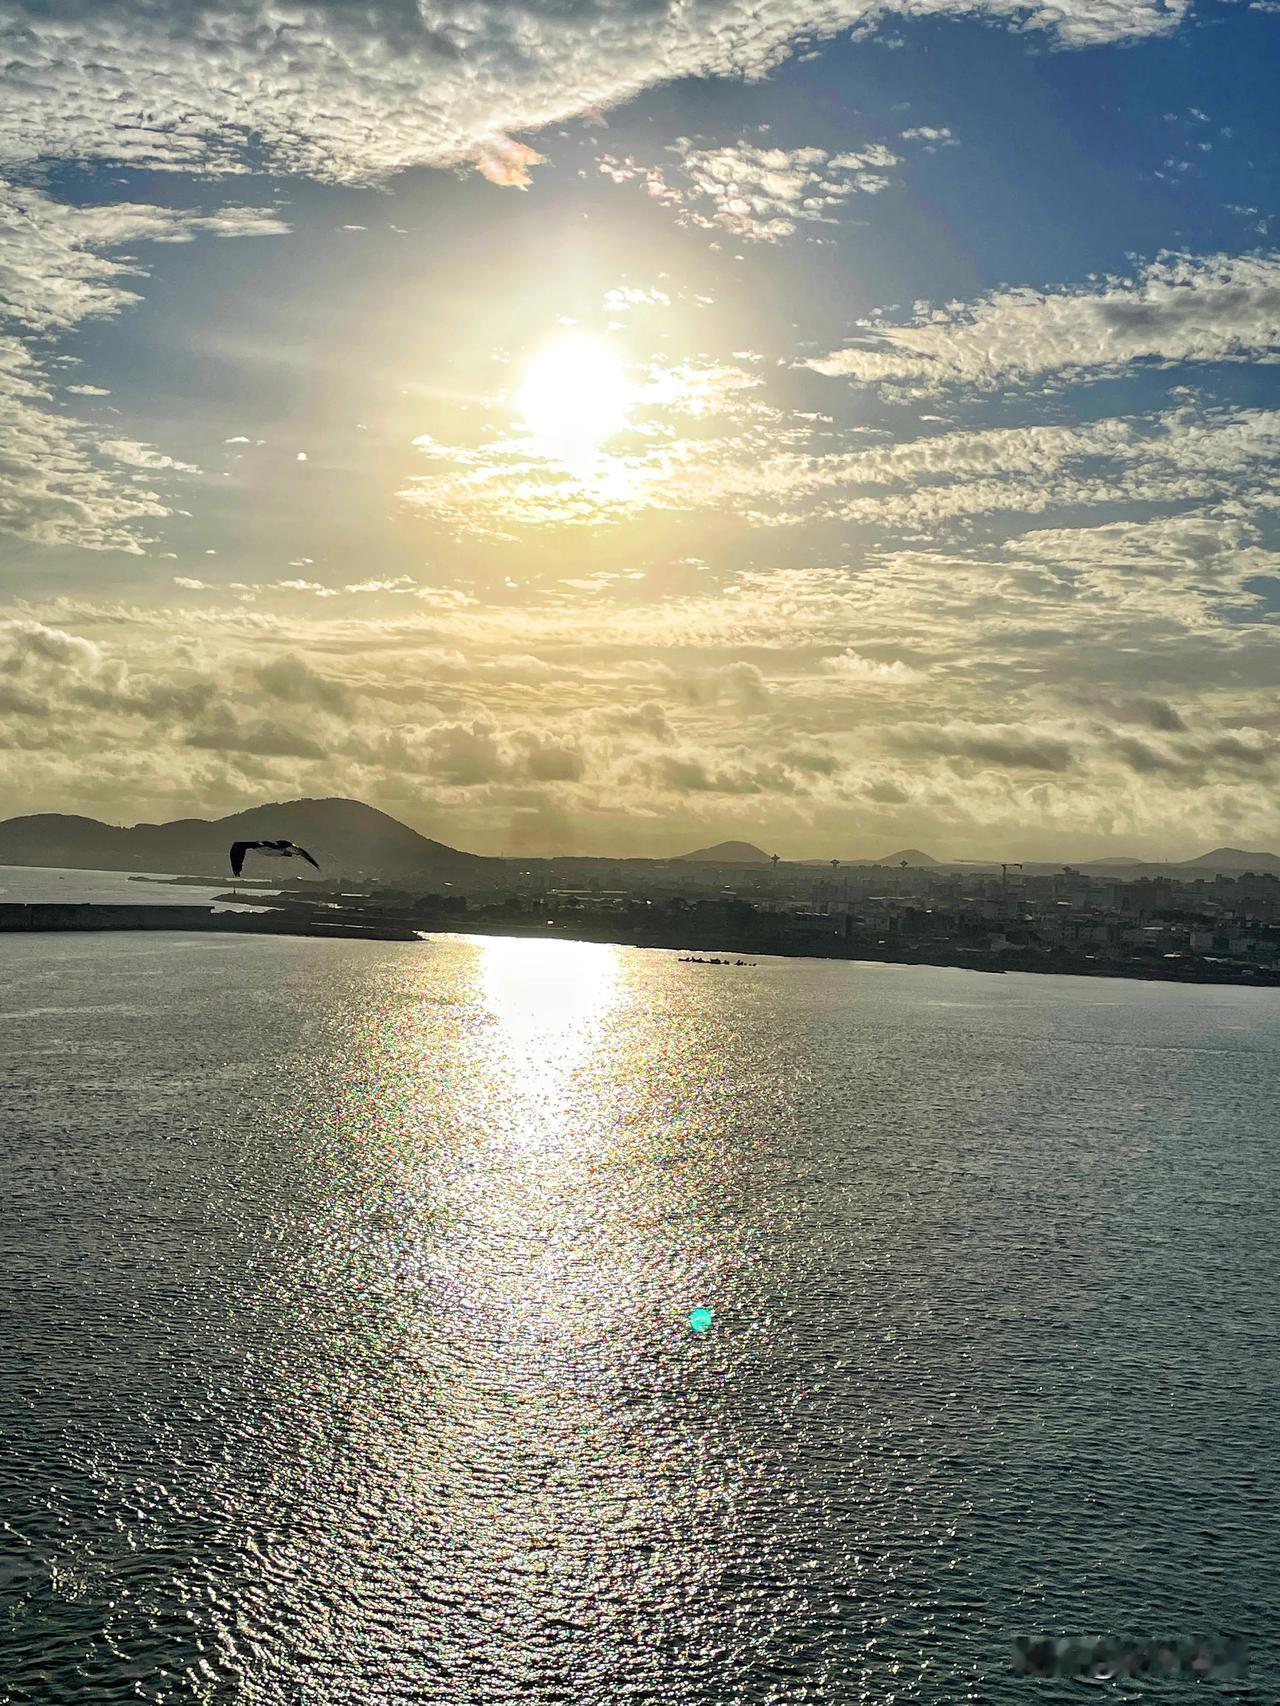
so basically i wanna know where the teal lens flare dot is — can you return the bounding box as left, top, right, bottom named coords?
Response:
left=688, top=1307, right=714, bottom=1334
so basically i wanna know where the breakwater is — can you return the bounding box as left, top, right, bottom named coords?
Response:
left=0, top=903, right=418, bottom=941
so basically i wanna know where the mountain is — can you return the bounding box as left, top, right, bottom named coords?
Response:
left=0, top=797, right=491, bottom=883
left=1177, top=846, right=1280, bottom=874
left=874, top=848, right=938, bottom=866
left=1075, top=847, right=1280, bottom=876
left=676, top=840, right=771, bottom=864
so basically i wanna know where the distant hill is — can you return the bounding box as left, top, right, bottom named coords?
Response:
left=1076, top=847, right=1280, bottom=876
left=875, top=848, right=938, bottom=866
left=0, top=797, right=490, bottom=883
left=676, top=840, right=771, bottom=864
left=1177, top=846, right=1280, bottom=874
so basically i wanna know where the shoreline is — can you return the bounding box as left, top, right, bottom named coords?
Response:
left=407, top=917, right=1280, bottom=986
left=5, top=899, right=1278, bottom=988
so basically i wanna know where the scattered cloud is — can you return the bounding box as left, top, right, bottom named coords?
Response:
left=600, top=139, right=901, bottom=242
left=0, top=178, right=285, bottom=552
left=603, top=285, right=672, bottom=311
left=0, top=0, right=1188, bottom=201
left=900, top=126, right=957, bottom=149
left=807, top=251, right=1280, bottom=391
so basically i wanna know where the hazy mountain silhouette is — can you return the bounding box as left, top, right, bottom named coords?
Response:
left=2, top=797, right=1276, bottom=881
left=1176, top=846, right=1280, bottom=873
left=0, top=797, right=491, bottom=882
left=875, top=848, right=938, bottom=866
left=1078, top=847, right=1280, bottom=876
left=676, top=840, right=771, bottom=863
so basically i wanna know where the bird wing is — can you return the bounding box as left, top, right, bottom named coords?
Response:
left=230, top=841, right=252, bottom=876
left=296, top=847, right=321, bottom=870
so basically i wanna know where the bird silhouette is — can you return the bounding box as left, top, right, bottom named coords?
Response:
left=229, top=839, right=320, bottom=878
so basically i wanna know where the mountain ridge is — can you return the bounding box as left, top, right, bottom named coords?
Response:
left=675, top=839, right=771, bottom=864
left=0, top=797, right=489, bottom=882
left=1, top=799, right=1277, bottom=880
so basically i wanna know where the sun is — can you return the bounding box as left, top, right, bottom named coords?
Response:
left=516, top=334, right=633, bottom=462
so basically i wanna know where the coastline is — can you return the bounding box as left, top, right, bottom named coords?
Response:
left=406, top=916, right=1280, bottom=986
left=4, top=899, right=1278, bottom=988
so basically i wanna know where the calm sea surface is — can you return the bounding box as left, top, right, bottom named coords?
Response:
left=2, top=919, right=1278, bottom=1704
left=0, top=866, right=272, bottom=910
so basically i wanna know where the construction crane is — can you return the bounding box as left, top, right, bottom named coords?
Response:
left=1000, top=861, right=1023, bottom=891
left=770, top=853, right=780, bottom=871
left=830, top=858, right=840, bottom=872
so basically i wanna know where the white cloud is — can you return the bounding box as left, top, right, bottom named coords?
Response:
left=0, top=177, right=284, bottom=552
left=602, top=285, right=672, bottom=311
left=0, top=337, right=171, bottom=553
left=807, top=251, right=1280, bottom=390
left=600, top=139, right=901, bottom=242
left=0, top=0, right=1188, bottom=200
left=98, top=439, right=199, bottom=474
left=820, top=651, right=925, bottom=683
left=344, top=576, right=417, bottom=594
left=0, top=178, right=288, bottom=334
left=900, top=125, right=957, bottom=148
left=274, top=579, right=338, bottom=596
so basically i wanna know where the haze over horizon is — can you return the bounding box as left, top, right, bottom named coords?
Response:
left=0, top=0, right=1276, bottom=863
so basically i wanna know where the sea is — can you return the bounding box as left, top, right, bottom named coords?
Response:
left=2, top=864, right=1279, bottom=1704
left=0, top=865, right=273, bottom=911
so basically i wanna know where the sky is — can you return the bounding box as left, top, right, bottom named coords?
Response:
left=0, top=0, right=1276, bottom=861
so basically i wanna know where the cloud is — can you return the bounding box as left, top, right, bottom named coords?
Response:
left=887, top=721, right=1076, bottom=772
left=346, top=716, right=585, bottom=787
left=471, top=134, right=546, bottom=187
left=807, top=251, right=1280, bottom=391
left=0, top=616, right=104, bottom=676
left=0, top=337, right=172, bottom=553
left=274, top=579, right=338, bottom=597
left=344, top=576, right=417, bottom=594
left=7, top=566, right=1280, bottom=856
left=603, top=285, right=672, bottom=311
left=0, top=177, right=288, bottom=334
left=655, top=660, right=771, bottom=711
left=0, top=177, right=285, bottom=552
left=187, top=715, right=329, bottom=761
left=98, top=439, right=199, bottom=474
left=0, top=0, right=1188, bottom=198
left=901, top=126, right=957, bottom=147
left=599, top=139, right=901, bottom=242
left=402, top=384, right=1278, bottom=549
left=820, top=651, right=925, bottom=683
left=254, top=652, right=353, bottom=715
left=1007, top=511, right=1262, bottom=578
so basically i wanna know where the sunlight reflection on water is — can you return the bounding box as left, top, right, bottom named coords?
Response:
left=2, top=934, right=1278, bottom=1703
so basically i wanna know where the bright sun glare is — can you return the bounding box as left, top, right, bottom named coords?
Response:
left=516, top=334, right=633, bottom=461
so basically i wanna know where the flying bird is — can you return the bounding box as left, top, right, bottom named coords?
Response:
left=230, top=839, right=321, bottom=878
